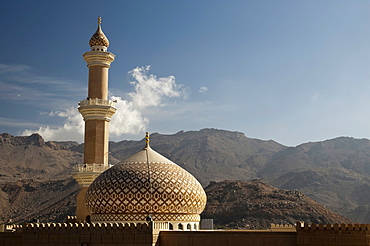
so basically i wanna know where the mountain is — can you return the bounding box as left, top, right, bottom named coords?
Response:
left=109, top=129, right=285, bottom=185
left=202, top=179, right=352, bottom=229
left=0, top=133, right=82, bottom=223
left=0, top=133, right=83, bottom=181
left=1, top=129, right=369, bottom=226
left=257, top=137, right=370, bottom=223
left=0, top=178, right=78, bottom=223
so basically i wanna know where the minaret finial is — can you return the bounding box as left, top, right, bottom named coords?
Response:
left=145, top=132, right=150, bottom=147
left=89, top=17, right=110, bottom=48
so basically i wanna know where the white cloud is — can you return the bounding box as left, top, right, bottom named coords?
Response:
left=199, top=86, right=208, bottom=93
left=110, top=66, right=187, bottom=136
left=20, top=66, right=187, bottom=141
left=0, top=64, right=31, bottom=74
left=20, top=107, right=84, bottom=142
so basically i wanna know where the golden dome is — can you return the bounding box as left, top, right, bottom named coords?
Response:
left=89, top=17, right=110, bottom=47
left=85, top=133, right=207, bottom=223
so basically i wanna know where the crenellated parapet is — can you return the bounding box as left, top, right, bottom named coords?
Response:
left=16, top=222, right=155, bottom=246
left=296, top=222, right=370, bottom=231
left=270, top=223, right=296, bottom=232
left=296, top=222, right=370, bottom=246
left=23, top=222, right=151, bottom=233
left=65, top=216, right=77, bottom=223
left=0, top=224, right=21, bottom=232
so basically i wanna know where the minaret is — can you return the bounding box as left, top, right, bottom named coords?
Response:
left=72, top=17, right=116, bottom=222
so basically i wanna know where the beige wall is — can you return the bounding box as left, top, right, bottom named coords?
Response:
left=158, top=231, right=297, bottom=246
left=3, top=223, right=370, bottom=246
left=88, top=66, right=109, bottom=100
left=0, top=222, right=154, bottom=246
left=296, top=223, right=370, bottom=246
left=76, top=187, right=90, bottom=222
left=0, top=233, right=22, bottom=246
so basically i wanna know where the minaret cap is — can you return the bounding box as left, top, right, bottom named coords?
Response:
left=89, top=17, right=110, bottom=47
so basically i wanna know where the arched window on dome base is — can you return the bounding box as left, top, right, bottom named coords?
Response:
left=187, top=223, right=191, bottom=230
left=178, top=223, right=183, bottom=230
left=169, top=223, right=173, bottom=230
left=85, top=215, right=91, bottom=223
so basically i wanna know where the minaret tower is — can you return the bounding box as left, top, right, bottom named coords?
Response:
left=72, top=17, right=116, bottom=222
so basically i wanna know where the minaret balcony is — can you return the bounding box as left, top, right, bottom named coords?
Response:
left=79, top=98, right=116, bottom=107
left=78, top=98, right=117, bottom=121
left=72, top=163, right=112, bottom=187
left=72, top=163, right=112, bottom=173
left=83, top=51, right=115, bottom=67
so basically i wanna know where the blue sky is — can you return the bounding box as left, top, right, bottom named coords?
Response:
left=2, top=0, right=370, bottom=146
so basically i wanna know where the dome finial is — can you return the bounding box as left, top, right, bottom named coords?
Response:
left=98, top=17, right=101, bottom=25
left=145, top=132, right=150, bottom=147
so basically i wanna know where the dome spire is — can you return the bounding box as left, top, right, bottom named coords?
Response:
left=145, top=132, right=150, bottom=148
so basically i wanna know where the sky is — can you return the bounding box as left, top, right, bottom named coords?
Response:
left=1, top=1, right=370, bottom=146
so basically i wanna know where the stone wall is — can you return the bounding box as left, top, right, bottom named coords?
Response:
left=158, top=231, right=297, bottom=246
left=0, top=222, right=154, bottom=246
left=3, top=222, right=370, bottom=246
left=296, top=222, right=370, bottom=246
left=0, top=233, right=22, bottom=246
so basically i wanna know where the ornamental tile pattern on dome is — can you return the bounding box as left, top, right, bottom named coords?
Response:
left=85, top=142, right=207, bottom=222
left=91, top=213, right=200, bottom=222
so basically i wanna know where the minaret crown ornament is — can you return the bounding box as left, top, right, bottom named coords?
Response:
left=89, top=17, right=110, bottom=48
left=84, top=17, right=115, bottom=67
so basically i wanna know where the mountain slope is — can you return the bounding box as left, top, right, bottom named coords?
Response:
left=0, top=133, right=83, bottom=181
left=202, top=180, right=352, bottom=229
left=0, top=178, right=78, bottom=223
left=1, top=130, right=370, bottom=225
left=258, top=137, right=370, bottom=222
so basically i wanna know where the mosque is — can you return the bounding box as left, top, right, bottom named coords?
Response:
left=0, top=18, right=370, bottom=246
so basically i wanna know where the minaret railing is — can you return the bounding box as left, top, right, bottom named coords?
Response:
left=79, top=98, right=117, bottom=106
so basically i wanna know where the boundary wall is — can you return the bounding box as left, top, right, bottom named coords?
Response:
left=296, top=222, right=370, bottom=246
left=0, top=222, right=154, bottom=246
left=158, top=231, right=297, bottom=246
left=2, top=222, right=370, bottom=246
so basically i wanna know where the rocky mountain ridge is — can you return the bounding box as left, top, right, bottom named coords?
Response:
left=0, top=129, right=368, bottom=226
